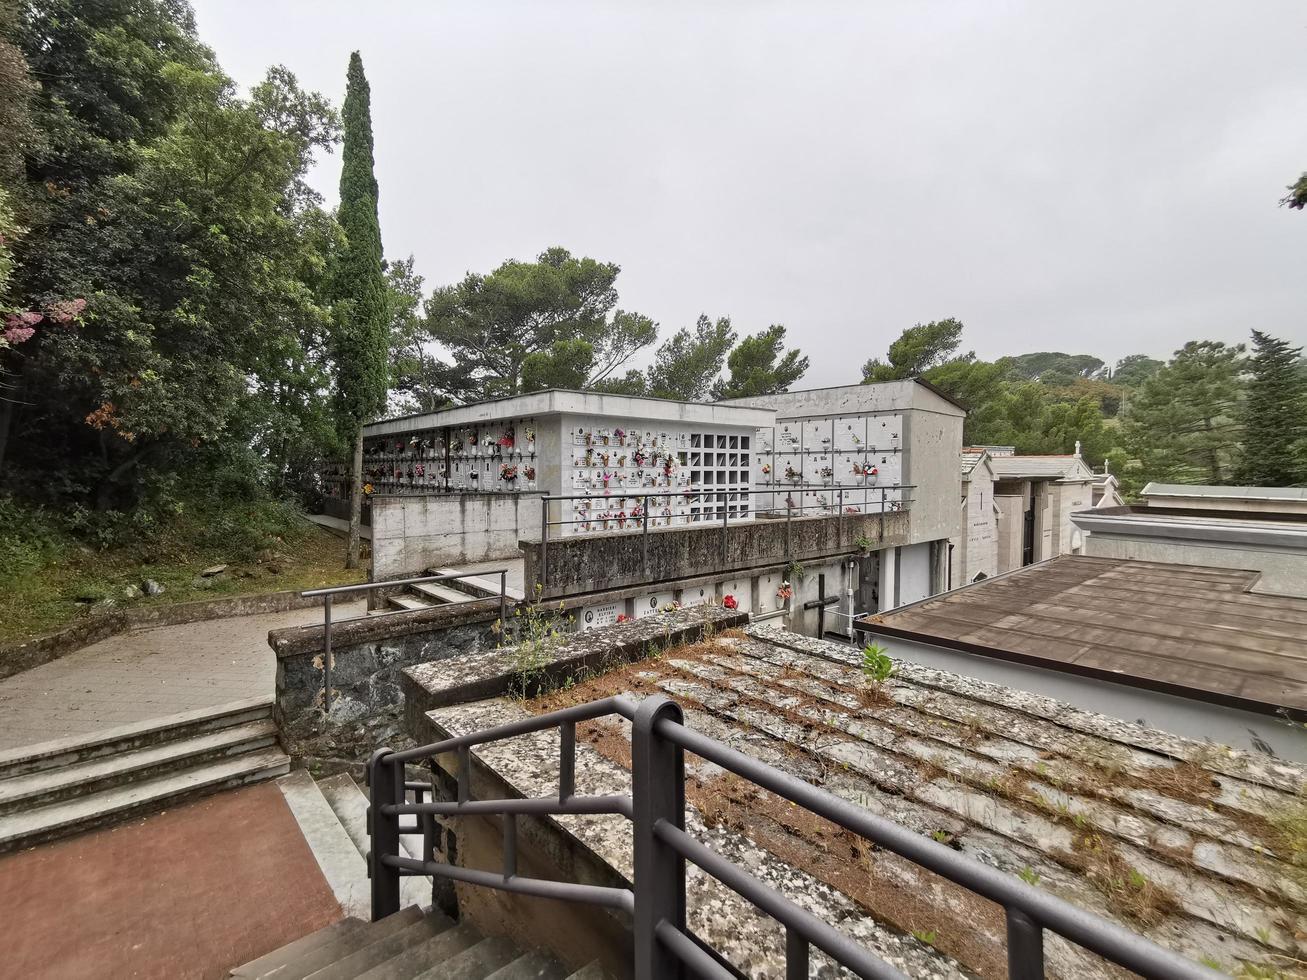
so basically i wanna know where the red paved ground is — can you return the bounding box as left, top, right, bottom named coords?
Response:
left=0, top=782, right=343, bottom=979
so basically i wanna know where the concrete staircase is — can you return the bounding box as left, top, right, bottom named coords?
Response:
left=227, top=905, right=598, bottom=979
left=250, top=769, right=603, bottom=980
left=0, top=698, right=289, bottom=853
left=386, top=569, right=525, bottom=613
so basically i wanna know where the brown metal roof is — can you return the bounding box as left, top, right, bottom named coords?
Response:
left=863, top=555, right=1307, bottom=718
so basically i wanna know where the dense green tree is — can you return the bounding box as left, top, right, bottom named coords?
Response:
left=1, top=1, right=342, bottom=519
left=330, top=51, right=389, bottom=567
left=1007, top=352, right=1106, bottom=382
left=1235, top=331, right=1306, bottom=486
left=644, top=315, right=736, bottom=400
left=425, top=247, right=655, bottom=402
left=386, top=255, right=451, bottom=415
left=1111, top=354, right=1164, bottom=388
left=861, top=318, right=966, bottom=381
left=1123, top=341, right=1245, bottom=486
left=711, top=325, right=809, bottom=400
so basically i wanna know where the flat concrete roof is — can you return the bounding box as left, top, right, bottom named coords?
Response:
left=862, top=555, right=1307, bottom=719
left=720, top=378, right=967, bottom=416
left=1142, top=482, right=1307, bottom=502
left=988, top=455, right=1094, bottom=482
left=364, top=388, right=775, bottom=436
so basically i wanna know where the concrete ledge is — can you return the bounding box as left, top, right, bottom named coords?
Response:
left=268, top=597, right=503, bottom=660
left=401, top=606, right=748, bottom=736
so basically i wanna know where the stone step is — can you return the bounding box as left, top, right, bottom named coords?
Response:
left=352, top=922, right=481, bottom=980
left=315, top=772, right=430, bottom=910
left=0, top=696, right=273, bottom=779
left=0, top=720, right=278, bottom=815
left=484, top=950, right=568, bottom=979
left=410, top=582, right=479, bottom=605
left=434, top=569, right=526, bottom=603
left=230, top=918, right=367, bottom=978
left=300, top=909, right=455, bottom=980
left=275, top=770, right=373, bottom=920
left=413, top=935, right=518, bottom=980
left=262, top=905, right=425, bottom=980
left=388, top=595, right=434, bottom=612
left=0, top=745, right=289, bottom=853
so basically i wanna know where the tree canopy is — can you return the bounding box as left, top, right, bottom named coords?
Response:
left=1235, top=331, right=1306, bottom=486
left=425, top=247, right=656, bottom=402
left=711, top=325, right=809, bottom=400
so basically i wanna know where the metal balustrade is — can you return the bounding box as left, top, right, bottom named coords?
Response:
left=366, top=694, right=1219, bottom=980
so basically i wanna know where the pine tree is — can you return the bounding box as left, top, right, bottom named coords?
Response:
left=331, top=52, right=390, bottom=568
left=1235, top=331, right=1307, bottom=487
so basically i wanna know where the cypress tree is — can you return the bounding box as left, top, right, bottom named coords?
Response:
left=1236, top=331, right=1307, bottom=487
left=331, top=52, right=390, bottom=568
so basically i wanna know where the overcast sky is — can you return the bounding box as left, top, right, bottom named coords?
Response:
left=191, top=1, right=1306, bottom=387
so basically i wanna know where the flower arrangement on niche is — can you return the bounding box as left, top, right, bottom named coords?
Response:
left=722, top=594, right=738, bottom=610
left=500, top=463, right=518, bottom=481
left=524, top=466, right=536, bottom=481
left=785, top=464, right=800, bottom=482
left=775, top=582, right=793, bottom=602
left=632, top=449, right=647, bottom=467
left=761, top=462, right=771, bottom=475
left=820, top=466, right=834, bottom=480
left=498, top=431, right=514, bottom=449
left=616, top=613, right=630, bottom=623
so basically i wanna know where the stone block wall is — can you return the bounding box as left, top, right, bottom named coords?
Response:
left=270, top=598, right=503, bottom=763
left=524, top=509, right=911, bottom=598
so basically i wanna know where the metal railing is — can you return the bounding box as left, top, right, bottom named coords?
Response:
left=301, top=569, right=511, bottom=713
left=367, top=694, right=1218, bottom=980
left=537, top=484, right=915, bottom=589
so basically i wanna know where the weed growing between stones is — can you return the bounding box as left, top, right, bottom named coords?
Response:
left=496, top=583, right=571, bottom=696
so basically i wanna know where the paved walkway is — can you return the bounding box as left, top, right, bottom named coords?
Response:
left=0, top=602, right=363, bottom=753
left=0, top=781, right=342, bottom=978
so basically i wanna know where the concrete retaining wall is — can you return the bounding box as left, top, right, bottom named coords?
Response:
left=524, top=509, right=912, bottom=598
left=371, top=492, right=544, bottom=580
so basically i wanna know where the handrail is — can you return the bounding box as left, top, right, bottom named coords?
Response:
left=301, top=568, right=512, bottom=714
left=367, top=693, right=1221, bottom=980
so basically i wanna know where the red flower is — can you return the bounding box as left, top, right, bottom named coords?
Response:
left=722, top=594, right=738, bottom=610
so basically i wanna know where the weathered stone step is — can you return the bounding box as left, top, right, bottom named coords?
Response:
left=275, top=769, right=376, bottom=920
left=315, top=772, right=430, bottom=911
left=413, top=935, right=519, bottom=980
left=0, top=746, right=289, bottom=853
left=300, top=909, right=454, bottom=980
left=421, top=696, right=965, bottom=980
left=704, top=649, right=1295, bottom=888
left=411, top=582, right=479, bottom=605
left=263, top=905, right=425, bottom=980
left=352, top=922, right=481, bottom=979
left=484, top=950, right=568, bottom=979
left=389, top=594, right=434, bottom=611
left=658, top=665, right=1302, bottom=957
left=230, top=917, right=366, bottom=977
left=749, top=624, right=1307, bottom=795
left=653, top=674, right=1276, bottom=973
left=435, top=569, right=526, bottom=603
left=734, top=633, right=1297, bottom=823
left=0, top=720, right=278, bottom=814
left=0, top=696, right=273, bottom=779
